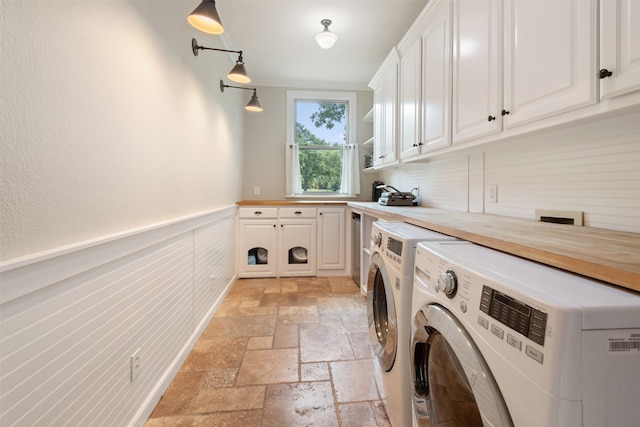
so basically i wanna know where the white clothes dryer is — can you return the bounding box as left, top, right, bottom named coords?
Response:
left=367, top=221, right=458, bottom=427
left=410, top=241, right=640, bottom=427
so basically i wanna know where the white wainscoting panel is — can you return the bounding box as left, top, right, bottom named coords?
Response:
left=0, top=207, right=237, bottom=426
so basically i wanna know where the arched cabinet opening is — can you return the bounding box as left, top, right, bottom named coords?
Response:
left=248, top=247, right=268, bottom=265
left=288, top=246, right=308, bottom=264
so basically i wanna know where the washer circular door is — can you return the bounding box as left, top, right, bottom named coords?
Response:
left=411, top=304, right=513, bottom=427
left=367, top=252, right=397, bottom=372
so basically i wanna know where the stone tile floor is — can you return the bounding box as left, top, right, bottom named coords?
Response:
left=145, top=276, right=391, bottom=426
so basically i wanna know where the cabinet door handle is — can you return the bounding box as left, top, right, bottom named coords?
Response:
left=501, top=109, right=510, bottom=116
left=418, top=142, right=423, bottom=146
left=378, top=155, right=385, bottom=159
left=254, top=211, right=262, bottom=215
left=599, top=68, right=613, bottom=79
left=488, top=115, right=496, bottom=121
left=413, top=143, right=418, bottom=147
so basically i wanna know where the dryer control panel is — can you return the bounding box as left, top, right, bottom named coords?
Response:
left=480, top=285, right=548, bottom=346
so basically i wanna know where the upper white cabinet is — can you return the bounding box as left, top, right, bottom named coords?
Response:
left=600, top=0, right=640, bottom=98
left=502, top=0, right=597, bottom=128
left=400, top=0, right=452, bottom=161
left=421, top=1, right=452, bottom=151
left=399, top=37, right=423, bottom=160
left=451, top=0, right=501, bottom=144
left=383, top=0, right=637, bottom=158
left=369, top=49, right=399, bottom=168
left=453, top=0, right=598, bottom=141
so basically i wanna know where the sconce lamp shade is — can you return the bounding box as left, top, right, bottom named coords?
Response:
left=315, top=19, right=338, bottom=49
left=188, top=0, right=224, bottom=35
left=246, top=90, right=263, bottom=112
left=228, top=57, right=251, bottom=84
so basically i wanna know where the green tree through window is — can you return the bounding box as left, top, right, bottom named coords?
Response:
left=296, top=101, right=346, bottom=193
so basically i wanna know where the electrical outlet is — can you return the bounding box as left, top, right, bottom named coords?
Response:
left=130, top=349, right=141, bottom=382
left=254, top=186, right=260, bottom=195
left=488, top=184, right=498, bottom=203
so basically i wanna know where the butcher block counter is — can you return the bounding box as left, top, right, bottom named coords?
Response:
left=348, top=202, right=640, bottom=293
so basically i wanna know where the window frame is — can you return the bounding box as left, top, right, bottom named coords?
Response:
left=285, top=90, right=358, bottom=198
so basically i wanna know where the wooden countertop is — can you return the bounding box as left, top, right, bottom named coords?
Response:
left=349, top=202, right=640, bottom=293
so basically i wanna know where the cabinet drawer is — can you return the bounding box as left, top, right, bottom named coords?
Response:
left=239, top=207, right=278, bottom=219
left=278, top=207, right=317, bottom=218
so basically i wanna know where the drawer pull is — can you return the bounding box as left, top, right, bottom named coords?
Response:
left=294, top=211, right=302, bottom=215
left=254, top=211, right=262, bottom=215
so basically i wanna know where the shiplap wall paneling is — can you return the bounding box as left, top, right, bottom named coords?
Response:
left=0, top=233, right=194, bottom=426
left=380, top=156, right=469, bottom=210
left=0, top=207, right=238, bottom=427
left=484, top=114, right=640, bottom=231
left=193, top=215, right=236, bottom=328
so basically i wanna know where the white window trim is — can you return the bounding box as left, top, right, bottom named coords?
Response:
left=285, top=90, right=358, bottom=198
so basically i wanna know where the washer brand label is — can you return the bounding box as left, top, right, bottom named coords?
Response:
left=608, top=333, right=640, bottom=353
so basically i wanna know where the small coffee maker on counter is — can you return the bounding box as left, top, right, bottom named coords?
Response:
left=372, top=181, right=385, bottom=201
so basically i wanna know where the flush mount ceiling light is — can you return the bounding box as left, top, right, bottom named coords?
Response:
left=187, top=0, right=224, bottom=34
left=315, top=19, right=338, bottom=49
left=192, top=38, right=251, bottom=84
left=220, top=80, right=263, bottom=112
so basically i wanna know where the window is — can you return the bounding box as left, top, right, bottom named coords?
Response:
left=286, top=91, right=359, bottom=197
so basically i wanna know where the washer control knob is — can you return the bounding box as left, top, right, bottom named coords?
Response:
left=373, top=233, right=383, bottom=247
left=437, top=270, right=458, bottom=298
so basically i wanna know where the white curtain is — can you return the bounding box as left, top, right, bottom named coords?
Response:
left=340, top=144, right=360, bottom=195
left=290, top=144, right=303, bottom=194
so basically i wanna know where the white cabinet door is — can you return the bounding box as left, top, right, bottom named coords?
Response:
left=400, top=38, right=423, bottom=160
left=452, top=0, right=501, bottom=144
left=503, top=0, right=597, bottom=128
left=600, top=0, right=640, bottom=98
left=317, top=208, right=345, bottom=270
left=371, top=50, right=399, bottom=168
left=381, top=63, right=398, bottom=165
left=421, top=0, right=452, bottom=152
left=238, top=220, right=277, bottom=278
left=372, top=85, right=386, bottom=168
left=278, top=220, right=316, bottom=276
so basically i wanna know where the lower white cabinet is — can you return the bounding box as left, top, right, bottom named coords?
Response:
left=317, top=207, right=346, bottom=270
left=278, top=208, right=317, bottom=277
left=238, top=208, right=278, bottom=278
left=238, top=205, right=346, bottom=278
left=238, top=206, right=317, bottom=278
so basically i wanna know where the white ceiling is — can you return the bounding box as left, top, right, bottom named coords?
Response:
left=206, top=0, right=428, bottom=90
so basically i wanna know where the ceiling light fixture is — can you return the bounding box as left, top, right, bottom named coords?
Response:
left=192, top=38, right=251, bottom=84
left=315, top=19, right=338, bottom=49
left=220, top=80, right=263, bottom=112
left=187, top=0, right=224, bottom=35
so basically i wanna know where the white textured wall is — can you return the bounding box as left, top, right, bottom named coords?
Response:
left=380, top=112, right=640, bottom=232
left=0, top=0, right=245, bottom=262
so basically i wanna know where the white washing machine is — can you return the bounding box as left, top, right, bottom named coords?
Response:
left=410, top=241, right=640, bottom=427
left=367, top=221, right=458, bottom=427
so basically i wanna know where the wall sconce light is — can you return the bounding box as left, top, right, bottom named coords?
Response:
left=192, top=38, right=251, bottom=84
left=220, top=80, right=263, bottom=112
left=188, top=0, right=224, bottom=35
left=315, top=19, right=338, bottom=49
